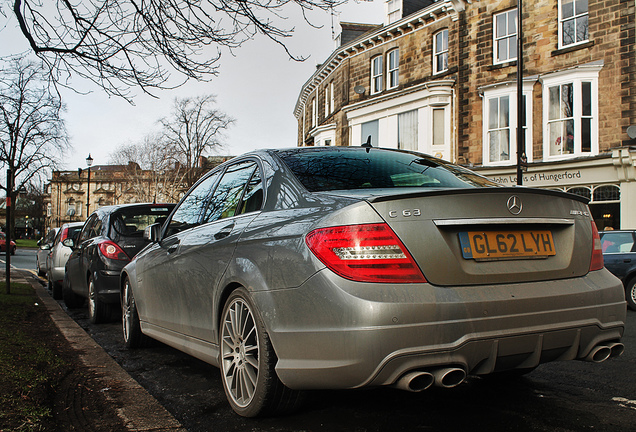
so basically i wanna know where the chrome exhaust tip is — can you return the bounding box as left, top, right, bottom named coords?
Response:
left=585, top=345, right=612, bottom=363
left=393, top=371, right=435, bottom=392
left=432, top=367, right=467, bottom=388
left=607, top=342, right=625, bottom=358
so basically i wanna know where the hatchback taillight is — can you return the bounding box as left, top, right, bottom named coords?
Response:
left=60, top=228, right=69, bottom=242
left=98, top=240, right=130, bottom=261
left=305, top=223, right=427, bottom=283
left=589, top=221, right=604, bottom=271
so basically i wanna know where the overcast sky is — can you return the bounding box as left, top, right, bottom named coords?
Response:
left=1, top=1, right=385, bottom=173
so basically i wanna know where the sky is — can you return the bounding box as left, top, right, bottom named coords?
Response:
left=0, top=1, right=385, bottom=173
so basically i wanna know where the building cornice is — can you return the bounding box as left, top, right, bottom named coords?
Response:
left=293, top=0, right=465, bottom=118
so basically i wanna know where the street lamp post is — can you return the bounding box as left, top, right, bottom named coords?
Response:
left=86, top=154, right=93, bottom=215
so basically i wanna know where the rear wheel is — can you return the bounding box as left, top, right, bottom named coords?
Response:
left=62, top=272, right=84, bottom=308
left=122, top=277, right=151, bottom=348
left=220, top=288, right=302, bottom=417
left=88, top=276, right=111, bottom=324
left=626, top=278, right=636, bottom=311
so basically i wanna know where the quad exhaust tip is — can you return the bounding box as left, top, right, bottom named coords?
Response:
left=393, top=367, right=467, bottom=392
left=585, top=342, right=625, bottom=363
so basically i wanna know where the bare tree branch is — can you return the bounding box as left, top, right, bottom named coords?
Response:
left=11, top=0, right=345, bottom=101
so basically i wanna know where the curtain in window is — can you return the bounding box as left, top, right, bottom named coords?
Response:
left=398, top=110, right=418, bottom=151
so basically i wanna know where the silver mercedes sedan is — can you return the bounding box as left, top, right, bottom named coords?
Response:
left=120, top=147, right=626, bottom=417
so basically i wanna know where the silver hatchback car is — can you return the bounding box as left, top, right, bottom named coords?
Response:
left=121, top=147, right=626, bottom=417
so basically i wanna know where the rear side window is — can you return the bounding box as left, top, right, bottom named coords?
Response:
left=600, top=232, right=635, bottom=253
left=276, top=148, right=499, bottom=192
left=110, top=205, right=175, bottom=239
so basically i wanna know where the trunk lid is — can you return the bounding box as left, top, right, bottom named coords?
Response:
left=366, top=187, right=593, bottom=286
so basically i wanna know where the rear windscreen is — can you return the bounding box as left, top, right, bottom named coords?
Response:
left=110, top=206, right=174, bottom=238
left=276, top=148, right=499, bottom=192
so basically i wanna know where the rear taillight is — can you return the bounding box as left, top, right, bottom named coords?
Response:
left=589, top=221, right=604, bottom=271
left=305, top=223, right=427, bottom=283
left=98, top=240, right=130, bottom=261
left=60, top=228, right=69, bottom=241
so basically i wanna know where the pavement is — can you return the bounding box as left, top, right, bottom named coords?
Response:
left=3, top=268, right=188, bottom=432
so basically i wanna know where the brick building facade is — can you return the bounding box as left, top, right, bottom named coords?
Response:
left=295, top=0, right=636, bottom=229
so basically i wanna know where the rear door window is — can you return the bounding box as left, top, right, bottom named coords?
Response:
left=110, top=205, right=175, bottom=240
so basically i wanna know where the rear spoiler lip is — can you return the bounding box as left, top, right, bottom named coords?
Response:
left=363, top=186, right=590, bottom=205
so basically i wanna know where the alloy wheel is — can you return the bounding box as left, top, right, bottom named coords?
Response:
left=221, top=298, right=260, bottom=408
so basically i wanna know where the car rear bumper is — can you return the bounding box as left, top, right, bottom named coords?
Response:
left=94, top=267, right=126, bottom=304
left=253, top=268, right=626, bottom=390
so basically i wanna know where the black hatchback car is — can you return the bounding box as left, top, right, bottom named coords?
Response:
left=600, top=230, right=636, bottom=310
left=63, top=203, right=175, bottom=323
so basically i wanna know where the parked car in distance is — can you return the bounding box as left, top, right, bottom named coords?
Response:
left=0, top=232, right=17, bottom=255
left=37, top=228, right=60, bottom=276
left=600, top=229, right=636, bottom=310
left=120, top=147, right=626, bottom=418
left=63, top=203, right=175, bottom=324
left=47, top=222, right=84, bottom=299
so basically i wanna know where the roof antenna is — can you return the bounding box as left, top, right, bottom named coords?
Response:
left=362, top=135, right=372, bottom=148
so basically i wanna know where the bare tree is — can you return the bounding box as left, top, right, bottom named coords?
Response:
left=0, top=58, right=69, bottom=205
left=9, top=0, right=344, bottom=99
left=110, top=134, right=187, bottom=203
left=160, top=95, right=233, bottom=188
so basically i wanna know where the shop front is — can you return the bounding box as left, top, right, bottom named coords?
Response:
left=474, top=147, right=636, bottom=230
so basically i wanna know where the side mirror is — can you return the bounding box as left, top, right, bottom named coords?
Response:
left=62, top=238, right=75, bottom=249
left=40, top=243, right=52, bottom=251
left=143, top=223, right=161, bottom=243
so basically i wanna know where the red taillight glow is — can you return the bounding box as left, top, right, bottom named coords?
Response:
left=589, top=221, right=604, bottom=271
left=305, top=223, right=427, bottom=283
left=60, top=227, right=69, bottom=242
left=98, top=240, right=130, bottom=261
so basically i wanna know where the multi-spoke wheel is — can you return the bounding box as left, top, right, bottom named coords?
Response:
left=220, top=288, right=302, bottom=417
left=122, top=277, right=151, bottom=349
left=626, top=278, right=636, bottom=311
left=88, top=275, right=111, bottom=324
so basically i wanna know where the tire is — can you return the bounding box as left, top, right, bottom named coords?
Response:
left=122, top=277, right=152, bottom=349
left=88, top=275, right=111, bottom=324
left=626, top=278, right=636, bottom=311
left=62, top=272, right=84, bottom=309
left=220, top=288, right=303, bottom=417
left=11, top=247, right=15, bottom=256
left=51, top=278, right=63, bottom=300
left=37, top=258, right=45, bottom=277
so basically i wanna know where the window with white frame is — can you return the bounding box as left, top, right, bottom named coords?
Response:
left=324, top=86, right=330, bottom=117
left=371, top=56, right=383, bottom=94
left=386, top=0, right=402, bottom=24
left=433, top=29, right=449, bottom=74
left=311, top=97, right=317, bottom=128
left=542, top=69, right=598, bottom=159
left=330, top=82, right=335, bottom=114
left=494, top=9, right=517, bottom=64
left=482, top=86, right=532, bottom=166
left=559, top=0, right=588, bottom=48
left=388, top=49, right=399, bottom=89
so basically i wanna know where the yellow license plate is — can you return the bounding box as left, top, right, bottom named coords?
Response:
left=459, top=230, right=556, bottom=260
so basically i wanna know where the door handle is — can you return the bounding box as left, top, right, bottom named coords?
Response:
left=165, top=240, right=180, bottom=254
left=214, top=224, right=235, bottom=240
left=624, top=259, right=631, bottom=263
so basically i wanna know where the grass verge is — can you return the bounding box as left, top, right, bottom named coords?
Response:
left=0, top=282, right=66, bottom=431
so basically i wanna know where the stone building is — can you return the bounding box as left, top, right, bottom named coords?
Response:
left=45, top=156, right=233, bottom=230
left=295, top=0, right=636, bottom=229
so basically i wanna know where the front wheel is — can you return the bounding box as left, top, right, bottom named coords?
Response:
left=626, top=278, right=636, bottom=311
left=122, top=277, right=151, bottom=349
left=220, top=288, right=302, bottom=417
